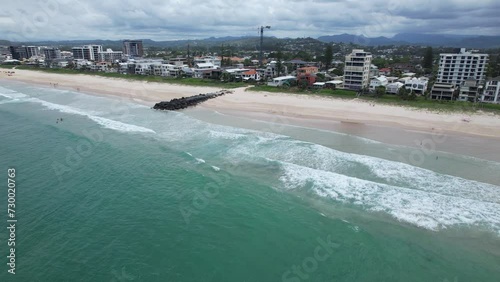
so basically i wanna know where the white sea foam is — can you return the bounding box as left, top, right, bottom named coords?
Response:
left=211, top=166, right=221, bottom=171
left=28, top=98, right=156, bottom=134
left=229, top=138, right=500, bottom=205
left=208, top=130, right=246, bottom=140
left=0, top=99, right=22, bottom=105
left=279, top=161, right=500, bottom=233
left=0, top=92, right=28, bottom=99
left=196, top=158, right=206, bottom=164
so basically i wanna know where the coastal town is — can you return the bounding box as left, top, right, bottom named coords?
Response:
left=1, top=38, right=500, bottom=105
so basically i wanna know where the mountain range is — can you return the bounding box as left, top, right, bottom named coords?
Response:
left=2, top=33, right=500, bottom=49
left=317, top=33, right=500, bottom=48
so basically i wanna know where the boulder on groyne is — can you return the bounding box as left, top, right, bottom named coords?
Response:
left=153, top=90, right=232, bottom=111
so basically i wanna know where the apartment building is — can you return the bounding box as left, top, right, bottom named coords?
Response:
left=99, top=48, right=123, bottom=62
left=437, top=48, right=488, bottom=86
left=123, top=40, right=144, bottom=57
left=194, top=56, right=221, bottom=68
left=72, top=45, right=103, bottom=61
left=43, top=48, right=61, bottom=60
left=458, top=78, right=481, bottom=102
left=89, top=45, right=103, bottom=61
left=430, top=83, right=458, bottom=101
left=481, top=77, right=500, bottom=104
left=344, top=49, right=372, bottom=90
left=26, top=46, right=40, bottom=58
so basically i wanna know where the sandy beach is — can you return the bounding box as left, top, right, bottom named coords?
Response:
left=2, top=69, right=500, bottom=160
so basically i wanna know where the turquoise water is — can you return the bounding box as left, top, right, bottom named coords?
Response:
left=0, top=81, right=499, bottom=281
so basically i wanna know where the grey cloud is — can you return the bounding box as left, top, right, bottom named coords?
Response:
left=0, top=0, right=499, bottom=41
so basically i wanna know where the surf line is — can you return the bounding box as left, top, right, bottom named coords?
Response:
left=153, top=90, right=232, bottom=111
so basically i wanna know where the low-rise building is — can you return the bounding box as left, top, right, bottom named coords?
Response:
left=379, top=68, right=391, bottom=76
left=458, top=78, right=481, bottom=102
left=242, top=69, right=261, bottom=81
left=404, top=78, right=429, bottom=94
left=325, top=80, right=344, bottom=89
left=90, top=62, right=109, bottom=72
left=386, top=82, right=404, bottom=94
left=99, top=48, right=123, bottom=63
left=369, top=76, right=388, bottom=91
left=267, top=75, right=297, bottom=87
left=430, top=83, right=458, bottom=101
left=194, top=56, right=221, bottom=68
left=161, top=64, right=183, bottom=77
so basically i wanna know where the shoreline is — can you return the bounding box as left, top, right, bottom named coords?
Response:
left=2, top=69, right=500, bottom=161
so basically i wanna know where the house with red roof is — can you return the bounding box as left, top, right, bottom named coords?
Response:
left=242, top=69, right=261, bottom=81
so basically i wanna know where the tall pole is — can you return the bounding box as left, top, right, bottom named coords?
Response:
left=259, top=27, right=264, bottom=67
left=259, top=26, right=271, bottom=67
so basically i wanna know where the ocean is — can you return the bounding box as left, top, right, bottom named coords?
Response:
left=0, top=80, right=499, bottom=281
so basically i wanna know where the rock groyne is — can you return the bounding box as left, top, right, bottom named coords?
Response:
left=153, top=90, right=232, bottom=111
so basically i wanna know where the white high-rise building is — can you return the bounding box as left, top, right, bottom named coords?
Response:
left=437, top=48, right=488, bottom=87
left=72, top=45, right=103, bottom=61
left=98, top=48, right=123, bottom=62
left=344, top=49, right=372, bottom=90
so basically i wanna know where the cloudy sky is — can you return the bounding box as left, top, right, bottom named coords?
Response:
left=1, top=0, right=499, bottom=42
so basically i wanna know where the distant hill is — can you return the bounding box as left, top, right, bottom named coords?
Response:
left=317, top=33, right=500, bottom=48
left=3, top=33, right=500, bottom=49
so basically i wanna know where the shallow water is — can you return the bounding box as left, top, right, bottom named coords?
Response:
left=0, top=81, right=499, bottom=281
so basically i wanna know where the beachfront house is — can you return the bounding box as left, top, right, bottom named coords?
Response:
left=242, top=69, right=261, bottom=81
left=404, top=77, right=429, bottom=95
left=193, top=62, right=218, bottom=78
left=369, top=76, right=388, bottom=91
left=481, top=77, right=500, bottom=104
left=325, top=80, right=344, bottom=89
left=267, top=75, right=297, bottom=87
left=458, top=78, right=481, bottom=102
left=430, top=83, right=458, bottom=101
left=386, top=82, right=404, bottom=94
left=194, top=56, right=221, bottom=68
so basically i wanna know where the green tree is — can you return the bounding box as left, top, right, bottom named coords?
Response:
left=409, top=90, right=417, bottom=101
left=294, top=51, right=312, bottom=62
left=372, top=58, right=388, bottom=68
left=375, top=86, right=386, bottom=98
left=332, top=65, right=344, bottom=76
left=323, top=45, right=333, bottom=71
left=276, top=50, right=284, bottom=77
left=422, top=46, right=433, bottom=73
left=398, top=86, right=409, bottom=100
left=243, top=58, right=252, bottom=66
left=487, top=54, right=500, bottom=78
